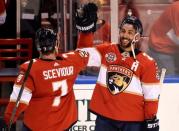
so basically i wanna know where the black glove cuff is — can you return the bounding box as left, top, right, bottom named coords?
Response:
left=143, top=116, right=159, bottom=131
left=76, top=22, right=96, bottom=32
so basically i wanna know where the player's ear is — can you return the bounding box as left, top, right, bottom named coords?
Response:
left=55, top=40, right=59, bottom=54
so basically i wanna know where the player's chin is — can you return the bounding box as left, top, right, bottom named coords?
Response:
left=120, top=42, right=130, bottom=48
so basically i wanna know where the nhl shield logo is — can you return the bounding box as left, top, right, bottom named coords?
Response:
left=107, top=65, right=133, bottom=95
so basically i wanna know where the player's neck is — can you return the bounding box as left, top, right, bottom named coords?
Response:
left=40, top=53, right=56, bottom=60
left=120, top=46, right=132, bottom=52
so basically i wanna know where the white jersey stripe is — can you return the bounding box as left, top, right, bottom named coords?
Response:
left=125, top=75, right=143, bottom=95
left=78, top=47, right=101, bottom=67
left=97, top=64, right=107, bottom=86
left=142, top=83, right=161, bottom=100
left=10, top=84, right=32, bottom=104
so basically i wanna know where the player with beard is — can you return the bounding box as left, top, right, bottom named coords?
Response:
left=76, top=2, right=160, bottom=131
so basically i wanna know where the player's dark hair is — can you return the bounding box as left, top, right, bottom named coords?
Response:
left=35, top=28, right=57, bottom=54
left=119, top=15, right=143, bottom=35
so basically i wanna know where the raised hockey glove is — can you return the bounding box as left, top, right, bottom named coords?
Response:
left=143, top=116, right=159, bottom=131
left=76, top=2, right=98, bottom=33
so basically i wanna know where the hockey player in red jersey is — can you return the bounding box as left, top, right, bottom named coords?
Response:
left=76, top=3, right=160, bottom=131
left=4, top=28, right=90, bottom=131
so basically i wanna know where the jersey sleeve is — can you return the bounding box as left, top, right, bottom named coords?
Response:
left=171, top=2, right=179, bottom=37
left=141, top=59, right=160, bottom=119
left=77, top=42, right=112, bottom=67
left=77, top=32, right=94, bottom=48
left=16, top=61, right=35, bottom=92
left=77, top=47, right=101, bottom=67
left=76, top=30, right=112, bottom=67
left=4, top=61, right=33, bottom=124
left=61, top=50, right=90, bottom=71
left=165, top=2, right=179, bottom=45
left=4, top=102, right=28, bottom=125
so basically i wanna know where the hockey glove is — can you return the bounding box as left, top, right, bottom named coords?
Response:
left=143, top=116, right=159, bottom=131
left=76, top=2, right=98, bottom=33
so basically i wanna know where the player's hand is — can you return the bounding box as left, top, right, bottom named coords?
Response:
left=76, top=2, right=98, bottom=33
left=143, top=116, right=159, bottom=131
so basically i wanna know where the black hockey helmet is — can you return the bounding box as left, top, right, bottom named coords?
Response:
left=35, top=28, right=57, bottom=53
left=119, top=15, right=143, bottom=35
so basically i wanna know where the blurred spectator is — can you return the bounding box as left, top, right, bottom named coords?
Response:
left=93, top=19, right=111, bottom=45
left=0, top=0, right=6, bottom=25
left=40, top=0, right=58, bottom=29
left=0, top=0, right=6, bottom=68
left=93, top=0, right=111, bottom=44
left=0, top=0, right=16, bottom=38
left=21, top=0, right=60, bottom=57
left=148, top=0, right=179, bottom=75
left=20, top=0, right=41, bottom=37
left=20, top=0, right=41, bottom=58
left=120, top=0, right=140, bottom=18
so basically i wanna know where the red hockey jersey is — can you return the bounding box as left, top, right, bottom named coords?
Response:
left=4, top=50, right=89, bottom=131
left=149, top=1, right=179, bottom=54
left=78, top=33, right=160, bottom=121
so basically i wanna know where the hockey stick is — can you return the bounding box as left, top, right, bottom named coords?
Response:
left=160, top=68, right=166, bottom=84
left=8, top=59, right=33, bottom=131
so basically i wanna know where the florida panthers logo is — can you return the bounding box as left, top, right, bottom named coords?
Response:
left=107, top=65, right=133, bottom=95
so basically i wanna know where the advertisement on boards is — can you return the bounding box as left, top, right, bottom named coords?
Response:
left=70, top=84, right=96, bottom=131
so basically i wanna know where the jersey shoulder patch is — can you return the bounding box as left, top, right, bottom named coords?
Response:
left=77, top=50, right=89, bottom=58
